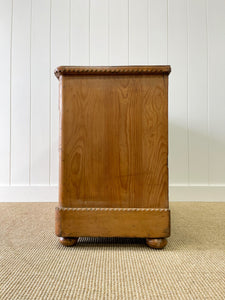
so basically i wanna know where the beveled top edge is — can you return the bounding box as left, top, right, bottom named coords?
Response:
left=54, top=65, right=171, bottom=79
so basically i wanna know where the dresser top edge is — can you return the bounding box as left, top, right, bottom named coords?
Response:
left=54, top=65, right=171, bottom=79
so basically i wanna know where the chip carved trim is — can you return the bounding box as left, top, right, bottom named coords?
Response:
left=55, top=65, right=171, bottom=79
left=56, top=207, right=169, bottom=212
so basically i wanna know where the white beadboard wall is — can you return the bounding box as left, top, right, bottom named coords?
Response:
left=0, top=0, right=225, bottom=202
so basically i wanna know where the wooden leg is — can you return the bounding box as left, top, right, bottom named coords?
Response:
left=146, top=238, right=167, bottom=249
left=59, top=237, right=78, bottom=247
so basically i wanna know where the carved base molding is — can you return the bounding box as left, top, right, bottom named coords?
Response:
left=55, top=206, right=170, bottom=238
left=56, top=207, right=169, bottom=212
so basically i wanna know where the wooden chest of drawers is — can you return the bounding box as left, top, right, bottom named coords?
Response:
left=55, top=66, right=171, bottom=249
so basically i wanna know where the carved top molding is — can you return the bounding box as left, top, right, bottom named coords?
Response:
left=55, top=207, right=169, bottom=212
left=54, top=65, right=171, bottom=79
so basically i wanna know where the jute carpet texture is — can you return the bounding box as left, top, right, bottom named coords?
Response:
left=0, top=202, right=224, bottom=300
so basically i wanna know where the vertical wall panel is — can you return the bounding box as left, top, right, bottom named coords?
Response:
left=208, top=0, right=225, bottom=184
left=71, top=0, right=89, bottom=65
left=1, top=0, right=225, bottom=192
left=168, top=0, right=189, bottom=184
left=90, top=0, right=108, bottom=65
left=11, top=0, right=31, bottom=185
left=188, top=0, right=208, bottom=184
left=0, top=0, right=12, bottom=185
left=129, top=0, right=148, bottom=65
left=109, top=0, right=128, bottom=65
left=50, top=0, right=70, bottom=185
left=30, top=0, right=51, bottom=184
left=148, top=0, right=167, bottom=64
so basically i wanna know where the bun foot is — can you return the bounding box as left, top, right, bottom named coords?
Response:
left=146, top=238, right=167, bottom=249
left=59, top=237, right=78, bottom=247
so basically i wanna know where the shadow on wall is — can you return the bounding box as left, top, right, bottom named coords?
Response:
left=168, top=120, right=225, bottom=185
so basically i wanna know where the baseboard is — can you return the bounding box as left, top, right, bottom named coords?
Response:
left=0, top=185, right=225, bottom=202
left=169, top=185, right=225, bottom=202
left=0, top=186, right=58, bottom=202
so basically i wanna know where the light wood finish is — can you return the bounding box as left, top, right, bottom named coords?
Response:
left=55, top=65, right=171, bottom=248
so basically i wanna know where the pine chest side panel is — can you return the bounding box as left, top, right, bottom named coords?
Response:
left=55, top=66, right=171, bottom=247
left=59, top=74, right=168, bottom=209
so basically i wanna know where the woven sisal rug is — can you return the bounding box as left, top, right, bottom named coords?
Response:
left=1, top=202, right=224, bottom=299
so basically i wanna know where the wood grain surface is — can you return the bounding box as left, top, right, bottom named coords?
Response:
left=58, top=72, right=168, bottom=208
